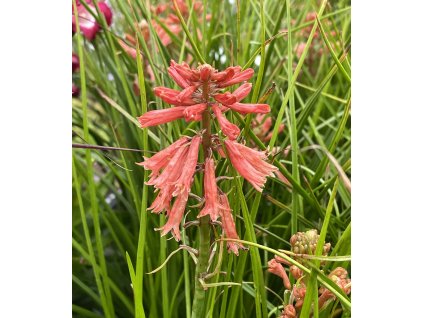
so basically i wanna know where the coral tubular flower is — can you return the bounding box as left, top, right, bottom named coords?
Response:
left=183, top=103, right=208, bottom=122
left=138, top=107, right=186, bottom=128
left=198, top=158, right=219, bottom=221
left=226, top=102, right=270, bottom=115
left=212, top=104, right=240, bottom=140
left=172, top=136, right=201, bottom=196
left=218, top=192, right=245, bottom=255
left=72, top=0, right=113, bottom=41
left=136, top=137, right=189, bottom=180
left=160, top=189, right=189, bottom=241
left=224, top=139, right=277, bottom=192
left=146, top=143, right=189, bottom=189
left=268, top=258, right=291, bottom=290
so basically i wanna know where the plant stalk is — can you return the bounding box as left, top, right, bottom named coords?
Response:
left=191, top=214, right=210, bottom=318
left=191, top=85, right=212, bottom=318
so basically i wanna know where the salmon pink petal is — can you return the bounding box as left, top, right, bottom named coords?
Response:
left=224, top=140, right=277, bottom=192
left=174, top=63, right=199, bottom=82
left=232, top=143, right=278, bottom=177
left=168, top=65, right=190, bottom=88
left=226, top=102, right=270, bottom=114
left=232, top=83, right=252, bottom=101
left=198, top=158, right=219, bottom=221
left=160, top=189, right=189, bottom=241
left=137, top=107, right=185, bottom=127
left=173, top=136, right=201, bottom=195
left=148, top=185, right=173, bottom=214
left=218, top=192, right=245, bottom=255
left=218, top=68, right=254, bottom=87
left=183, top=104, right=208, bottom=122
left=154, top=86, right=196, bottom=106
left=211, top=66, right=241, bottom=82
left=212, top=104, right=240, bottom=140
left=146, top=144, right=189, bottom=189
left=214, top=92, right=237, bottom=106
left=136, top=137, right=189, bottom=178
left=177, top=86, right=198, bottom=103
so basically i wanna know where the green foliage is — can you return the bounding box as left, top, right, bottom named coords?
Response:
left=72, top=0, right=351, bottom=317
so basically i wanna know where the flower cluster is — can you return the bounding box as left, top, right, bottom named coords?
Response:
left=72, top=0, right=113, bottom=41
left=137, top=61, right=278, bottom=254
left=139, top=60, right=271, bottom=129
left=267, top=229, right=351, bottom=316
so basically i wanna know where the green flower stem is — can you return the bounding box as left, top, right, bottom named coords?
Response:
left=191, top=88, right=213, bottom=318
left=191, top=214, right=211, bottom=318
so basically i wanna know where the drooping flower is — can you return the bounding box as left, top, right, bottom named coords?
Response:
left=211, top=104, right=240, bottom=140
left=268, top=258, right=291, bottom=290
left=139, top=136, right=200, bottom=240
left=72, top=0, right=113, bottom=41
left=136, top=137, right=189, bottom=180
left=147, top=141, right=190, bottom=213
left=218, top=191, right=245, bottom=255
left=198, top=157, right=219, bottom=221
left=160, top=188, right=189, bottom=241
left=224, top=139, right=278, bottom=192
left=172, top=136, right=201, bottom=196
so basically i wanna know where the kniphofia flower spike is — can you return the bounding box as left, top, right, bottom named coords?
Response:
left=137, top=61, right=278, bottom=253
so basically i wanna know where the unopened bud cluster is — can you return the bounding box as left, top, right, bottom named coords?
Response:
left=266, top=229, right=351, bottom=317
left=290, top=229, right=331, bottom=256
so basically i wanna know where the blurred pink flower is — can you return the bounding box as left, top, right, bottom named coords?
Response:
left=72, top=53, right=80, bottom=73
left=72, top=0, right=113, bottom=41
left=72, top=83, right=80, bottom=97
